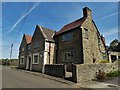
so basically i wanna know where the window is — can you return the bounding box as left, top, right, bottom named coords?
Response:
left=63, top=50, right=74, bottom=61
left=20, top=57, right=24, bottom=64
left=102, top=52, right=107, bottom=60
left=98, top=37, right=101, bottom=45
left=34, top=41, right=39, bottom=48
left=111, top=55, right=117, bottom=62
left=33, top=54, right=39, bottom=64
left=118, top=56, right=120, bottom=59
left=84, top=28, right=88, bottom=39
left=62, top=32, right=73, bottom=41
left=28, top=45, right=30, bottom=50
left=21, top=44, right=25, bottom=51
left=93, top=58, right=96, bottom=63
left=22, top=48, right=24, bottom=51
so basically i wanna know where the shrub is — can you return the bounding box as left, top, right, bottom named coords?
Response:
left=107, top=70, right=120, bottom=77
left=96, top=70, right=106, bottom=81
left=99, top=60, right=109, bottom=63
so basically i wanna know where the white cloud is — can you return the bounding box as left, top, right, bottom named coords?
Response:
left=103, top=27, right=118, bottom=37
left=95, top=12, right=119, bottom=22
left=7, top=2, right=39, bottom=33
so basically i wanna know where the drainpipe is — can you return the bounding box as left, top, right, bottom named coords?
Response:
left=49, top=43, right=51, bottom=64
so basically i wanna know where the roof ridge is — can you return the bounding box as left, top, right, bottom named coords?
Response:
left=38, top=26, right=47, bottom=39
left=55, top=17, right=86, bottom=36
left=63, top=17, right=84, bottom=27
left=38, top=25, right=55, bottom=32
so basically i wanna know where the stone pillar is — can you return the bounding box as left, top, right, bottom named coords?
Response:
left=109, top=54, right=112, bottom=63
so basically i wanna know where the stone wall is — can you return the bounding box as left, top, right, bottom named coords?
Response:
left=73, top=60, right=119, bottom=83
left=81, top=10, right=106, bottom=64
left=45, top=64, right=66, bottom=78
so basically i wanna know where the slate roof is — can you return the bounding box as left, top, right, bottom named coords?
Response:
left=38, top=25, right=55, bottom=42
left=55, top=17, right=86, bottom=36
left=24, top=34, right=32, bottom=44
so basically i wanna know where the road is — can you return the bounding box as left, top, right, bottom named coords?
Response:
left=2, top=66, right=120, bottom=89
left=2, top=66, right=75, bottom=88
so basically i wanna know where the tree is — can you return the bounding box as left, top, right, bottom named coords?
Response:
left=109, top=39, right=120, bottom=51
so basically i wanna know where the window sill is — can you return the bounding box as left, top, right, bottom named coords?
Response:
left=32, top=63, right=39, bottom=64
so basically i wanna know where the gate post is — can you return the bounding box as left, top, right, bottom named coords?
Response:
left=72, top=64, right=77, bottom=83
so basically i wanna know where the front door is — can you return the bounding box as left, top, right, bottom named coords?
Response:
left=28, top=57, right=31, bottom=70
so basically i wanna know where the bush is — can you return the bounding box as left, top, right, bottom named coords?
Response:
left=107, top=70, right=120, bottom=77
left=99, top=60, right=109, bottom=63
left=96, top=70, right=106, bottom=81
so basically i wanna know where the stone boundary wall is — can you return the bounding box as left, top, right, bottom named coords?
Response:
left=73, top=60, right=119, bottom=83
left=45, top=64, right=66, bottom=78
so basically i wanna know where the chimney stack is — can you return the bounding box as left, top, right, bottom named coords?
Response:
left=83, top=7, right=92, bottom=19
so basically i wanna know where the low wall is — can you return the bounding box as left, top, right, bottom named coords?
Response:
left=73, top=60, right=119, bottom=83
left=45, top=64, right=66, bottom=78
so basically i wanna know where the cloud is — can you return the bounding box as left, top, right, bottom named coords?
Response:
left=7, top=2, right=39, bottom=33
left=95, top=12, right=120, bottom=22
left=103, top=27, right=118, bottom=37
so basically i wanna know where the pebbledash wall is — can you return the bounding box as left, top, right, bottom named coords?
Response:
left=72, top=60, right=119, bottom=83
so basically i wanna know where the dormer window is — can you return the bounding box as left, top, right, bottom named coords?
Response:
left=34, top=41, right=39, bottom=48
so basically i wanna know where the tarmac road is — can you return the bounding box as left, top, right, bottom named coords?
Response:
left=2, top=66, right=75, bottom=88
left=2, top=66, right=120, bottom=90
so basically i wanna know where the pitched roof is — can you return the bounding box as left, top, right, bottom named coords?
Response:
left=37, top=25, right=55, bottom=42
left=55, top=17, right=86, bottom=36
left=24, top=34, right=32, bottom=44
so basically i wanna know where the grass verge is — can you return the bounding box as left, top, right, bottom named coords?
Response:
left=106, top=70, right=120, bottom=77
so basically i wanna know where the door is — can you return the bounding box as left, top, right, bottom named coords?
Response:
left=28, top=57, right=31, bottom=70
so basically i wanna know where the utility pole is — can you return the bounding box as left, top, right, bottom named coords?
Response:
left=10, top=44, right=13, bottom=65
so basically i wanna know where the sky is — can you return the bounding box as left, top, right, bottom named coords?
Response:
left=2, top=2, right=119, bottom=59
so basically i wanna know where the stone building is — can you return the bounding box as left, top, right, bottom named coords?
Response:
left=54, top=7, right=107, bottom=71
left=18, top=34, right=32, bottom=70
left=19, top=7, right=107, bottom=72
left=18, top=25, right=55, bottom=73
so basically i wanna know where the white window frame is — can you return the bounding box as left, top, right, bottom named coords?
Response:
left=33, top=53, right=39, bottom=64
left=20, top=56, right=24, bottom=64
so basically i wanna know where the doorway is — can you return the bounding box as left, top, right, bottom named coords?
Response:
left=27, top=56, right=31, bottom=70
